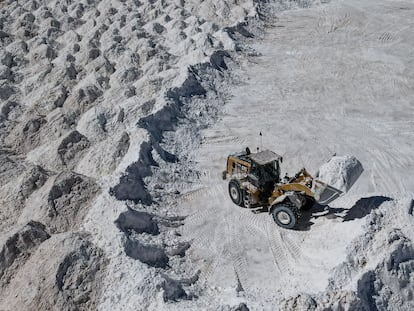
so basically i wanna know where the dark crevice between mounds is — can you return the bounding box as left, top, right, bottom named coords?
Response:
left=138, top=69, right=207, bottom=143
left=55, top=235, right=107, bottom=310
left=234, top=303, right=250, bottom=311
left=115, top=208, right=159, bottom=236
left=167, top=70, right=207, bottom=100
left=210, top=50, right=231, bottom=71
left=145, top=50, right=231, bottom=133
left=150, top=136, right=178, bottom=163
left=408, top=199, right=414, bottom=216
left=139, top=63, right=221, bottom=142
left=224, top=22, right=254, bottom=39
left=20, top=165, right=49, bottom=199
left=110, top=61, right=226, bottom=204
left=139, top=104, right=181, bottom=142
left=167, top=242, right=190, bottom=257
left=0, top=221, right=50, bottom=283
left=160, top=271, right=199, bottom=302
left=124, top=238, right=169, bottom=268
left=115, top=209, right=191, bottom=266
left=111, top=46, right=233, bottom=204
left=161, top=276, right=187, bottom=302
left=47, top=174, right=84, bottom=210
left=357, top=271, right=379, bottom=311
left=57, top=130, right=90, bottom=166
left=46, top=172, right=99, bottom=234
left=0, top=150, right=24, bottom=187
left=109, top=141, right=155, bottom=205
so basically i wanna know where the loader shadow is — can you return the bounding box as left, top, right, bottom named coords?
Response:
left=296, top=196, right=393, bottom=231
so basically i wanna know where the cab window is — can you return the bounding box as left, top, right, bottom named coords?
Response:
left=232, top=161, right=248, bottom=175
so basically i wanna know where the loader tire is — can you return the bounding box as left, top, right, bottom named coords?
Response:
left=271, top=203, right=298, bottom=229
left=229, top=179, right=244, bottom=207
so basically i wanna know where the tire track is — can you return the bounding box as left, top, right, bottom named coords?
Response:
left=265, top=218, right=289, bottom=273
left=182, top=177, right=308, bottom=294
left=378, top=31, right=394, bottom=43
left=224, top=215, right=252, bottom=293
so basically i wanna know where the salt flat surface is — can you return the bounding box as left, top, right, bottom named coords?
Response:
left=179, top=0, right=414, bottom=308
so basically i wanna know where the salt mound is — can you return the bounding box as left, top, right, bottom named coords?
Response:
left=317, top=156, right=364, bottom=193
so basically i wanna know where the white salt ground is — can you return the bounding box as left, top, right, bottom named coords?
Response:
left=0, top=0, right=413, bottom=310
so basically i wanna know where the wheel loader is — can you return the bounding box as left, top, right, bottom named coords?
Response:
left=223, top=148, right=363, bottom=229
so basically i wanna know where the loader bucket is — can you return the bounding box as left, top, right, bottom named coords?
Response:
left=313, top=155, right=364, bottom=205
left=312, top=179, right=343, bottom=205
left=316, top=156, right=364, bottom=193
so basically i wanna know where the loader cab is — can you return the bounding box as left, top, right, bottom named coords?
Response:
left=250, top=160, right=280, bottom=183
left=247, top=150, right=282, bottom=189
left=225, top=149, right=282, bottom=185
left=223, top=149, right=283, bottom=184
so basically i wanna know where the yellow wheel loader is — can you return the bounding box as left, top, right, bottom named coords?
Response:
left=223, top=148, right=363, bottom=229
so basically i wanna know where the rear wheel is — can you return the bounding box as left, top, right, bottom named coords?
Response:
left=271, top=203, right=298, bottom=229
left=228, top=179, right=244, bottom=207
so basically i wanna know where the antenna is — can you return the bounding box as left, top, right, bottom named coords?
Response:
left=259, top=130, right=263, bottom=151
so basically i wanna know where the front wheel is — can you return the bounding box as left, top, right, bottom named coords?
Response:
left=271, top=204, right=298, bottom=229
left=228, top=179, right=244, bottom=207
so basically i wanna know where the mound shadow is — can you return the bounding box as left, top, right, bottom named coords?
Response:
left=342, top=196, right=393, bottom=221
left=296, top=196, right=393, bottom=231
left=115, top=208, right=159, bottom=236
